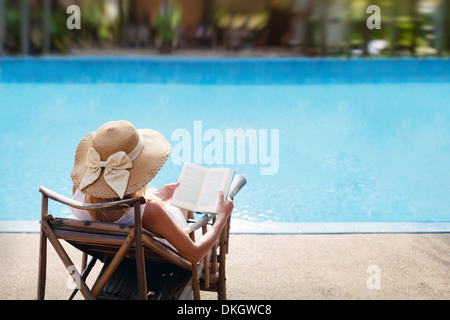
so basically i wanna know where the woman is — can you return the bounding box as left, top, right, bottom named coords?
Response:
left=70, top=120, right=233, bottom=264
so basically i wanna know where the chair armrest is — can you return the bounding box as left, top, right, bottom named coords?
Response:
left=39, top=186, right=146, bottom=211
left=183, top=214, right=215, bottom=235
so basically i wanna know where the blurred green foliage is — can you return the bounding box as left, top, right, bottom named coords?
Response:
left=80, top=1, right=119, bottom=45
left=2, top=0, right=448, bottom=56
left=3, top=0, right=118, bottom=54
left=155, top=0, right=182, bottom=47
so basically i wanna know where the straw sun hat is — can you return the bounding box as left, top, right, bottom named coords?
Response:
left=71, top=120, right=172, bottom=199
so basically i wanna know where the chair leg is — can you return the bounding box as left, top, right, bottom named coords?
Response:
left=37, top=194, right=48, bottom=300
left=134, top=201, right=147, bottom=300
left=68, top=256, right=98, bottom=300
left=192, top=264, right=201, bottom=300
left=37, top=222, right=47, bottom=300
left=91, top=228, right=136, bottom=297
left=202, top=225, right=210, bottom=290
left=81, top=252, right=88, bottom=273
left=41, top=218, right=95, bottom=300
left=218, top=229, right=227, bottom=300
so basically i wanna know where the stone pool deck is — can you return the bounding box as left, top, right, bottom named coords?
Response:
left=1, top=232, right=449, bottom=300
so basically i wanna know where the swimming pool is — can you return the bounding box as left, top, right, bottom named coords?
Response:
left=1, top=57, right=449, bottom=233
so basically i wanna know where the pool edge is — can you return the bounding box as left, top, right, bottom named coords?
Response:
left=229, top=220, right=450, bottom=234
left=1, top=220, right=450, bottom=234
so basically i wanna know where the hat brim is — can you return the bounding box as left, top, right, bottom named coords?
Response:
left=71, top=128, right=172, bottom=199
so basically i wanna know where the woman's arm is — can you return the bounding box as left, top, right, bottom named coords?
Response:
left=142, top=191, right=233, bottom=265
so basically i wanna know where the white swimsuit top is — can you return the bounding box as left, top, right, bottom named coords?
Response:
left=70, top=188, right=188, bottom=249
left=71, top=188, right=147, bottom=224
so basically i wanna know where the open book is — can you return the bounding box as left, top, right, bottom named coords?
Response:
left=170, top=163, right=235, bottom=214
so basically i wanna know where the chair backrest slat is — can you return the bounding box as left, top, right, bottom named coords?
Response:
left=50, top=217, right=133, bottom=234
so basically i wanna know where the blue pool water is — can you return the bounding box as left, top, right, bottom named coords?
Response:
left=1, top=57, right=450, bottom=233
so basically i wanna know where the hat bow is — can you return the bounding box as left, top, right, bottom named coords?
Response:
left=79, top=147, right=133, bottom=199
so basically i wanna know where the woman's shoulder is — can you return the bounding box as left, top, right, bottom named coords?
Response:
left=144, top=198, right=165, bottom=214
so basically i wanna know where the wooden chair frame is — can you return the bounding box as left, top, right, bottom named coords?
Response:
left=37, top=175, right=246, bottom=300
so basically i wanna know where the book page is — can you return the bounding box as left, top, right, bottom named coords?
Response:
left=171, top=163, right=209, bottom=211
left=198, top=168, right=234, bottom=212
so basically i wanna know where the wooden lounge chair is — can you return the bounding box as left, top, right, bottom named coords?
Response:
left=37, top=175, right=246, bottom=300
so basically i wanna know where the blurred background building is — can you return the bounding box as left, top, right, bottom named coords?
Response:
left=0, top=0, right=449, bottom=57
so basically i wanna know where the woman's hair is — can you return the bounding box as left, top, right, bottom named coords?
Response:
left=86, top=187, right=147, bottom=223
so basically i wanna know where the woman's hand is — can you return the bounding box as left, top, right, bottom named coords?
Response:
left=216, top=191, right=234, bottom=222
left=156, top=182, right=180, bottom=202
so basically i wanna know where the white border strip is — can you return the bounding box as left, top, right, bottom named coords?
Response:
left=1, top=220, right=450, bottom=234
